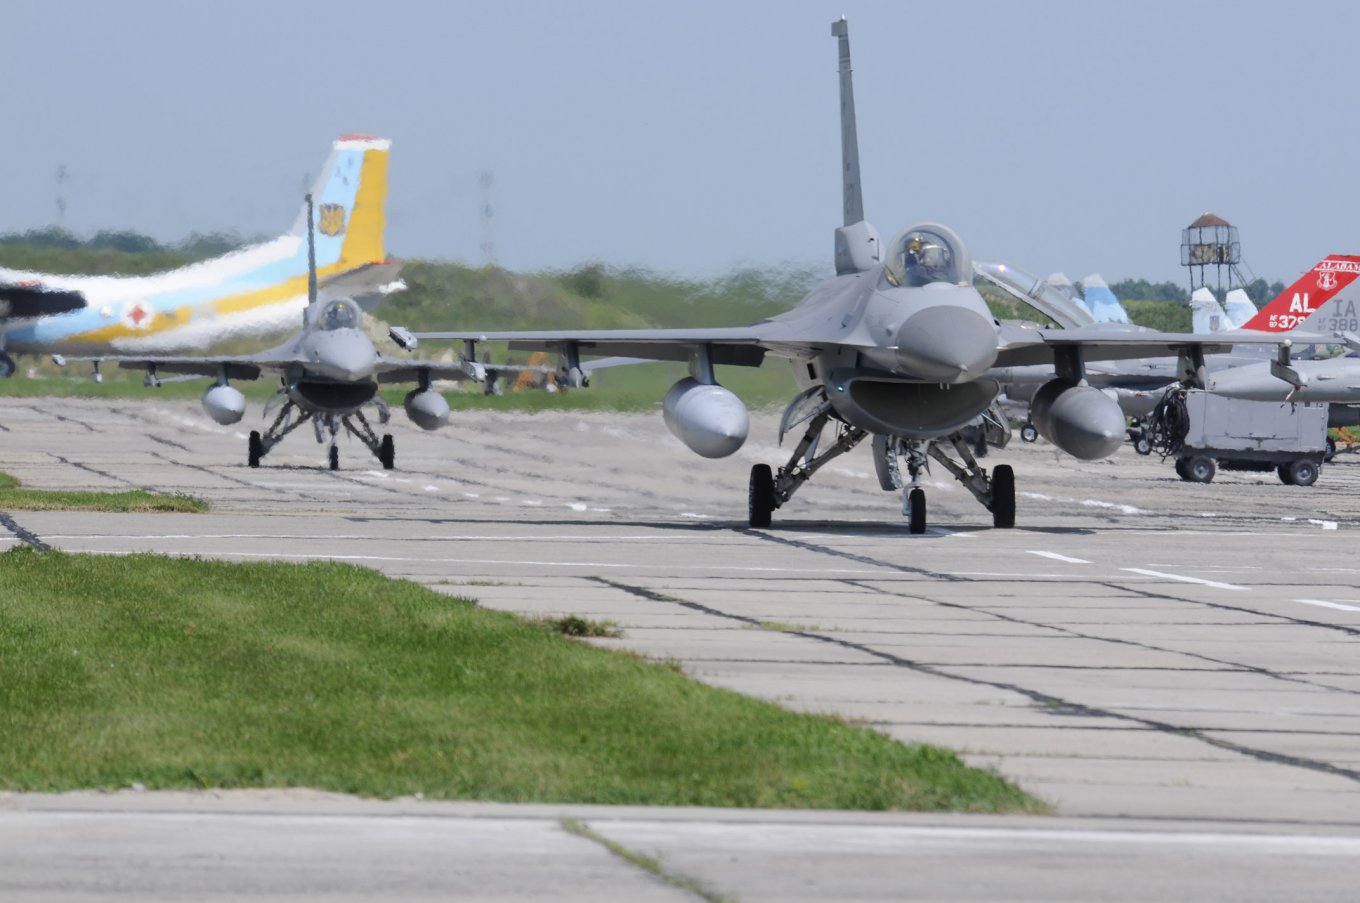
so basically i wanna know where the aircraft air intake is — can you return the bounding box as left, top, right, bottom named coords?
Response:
left=893, top=307, right=998, bottom=383
left=1030, top=379, right=1125, bottom=460
left=662, top=377, right=750, bottom=458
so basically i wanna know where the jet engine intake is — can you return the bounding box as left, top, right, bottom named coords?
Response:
left=404, top=388, right=450, bottom=431
left=202, top=384, right=246, bottom=425
left=1029, top=379, right=1125, bottom=460
left=662, top=377, right=749, bottom=458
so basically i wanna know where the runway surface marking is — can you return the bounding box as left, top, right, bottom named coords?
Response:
left=1295, top=599, right=1360, bottom=613
left=1026, top=551, right=1091, bottom=564
left=1120, top=568, right=1250, bottom=591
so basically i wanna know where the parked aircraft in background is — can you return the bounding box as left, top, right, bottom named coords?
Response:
left=0, top=135, right=403, bottom=378
left=92, top=197, right=476, bottom=471
left=414, top=19, right=1290, bottom=533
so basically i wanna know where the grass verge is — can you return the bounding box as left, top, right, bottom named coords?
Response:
left=0, top=549, right=1042, bottom=812
left=0, top=472, right=206, bottom=513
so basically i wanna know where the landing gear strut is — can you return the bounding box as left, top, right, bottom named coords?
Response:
left=246, top=393, right=395, bottom=470
left=747, top=407, right=866, bottom=528
left=875, top=432, right=1016, bottom=532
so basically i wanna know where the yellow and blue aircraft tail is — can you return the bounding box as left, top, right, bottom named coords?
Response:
left=0, top=135, right=397, bottom=356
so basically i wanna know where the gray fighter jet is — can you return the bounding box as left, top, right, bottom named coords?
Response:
left=415, top=19, right=1293, bottom=532
left=99, top=197, right=479, bottom=471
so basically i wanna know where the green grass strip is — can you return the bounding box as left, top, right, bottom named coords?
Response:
left=0, top=549, right=1042, bottom=812
left=0, top=472, right=206, bottom=513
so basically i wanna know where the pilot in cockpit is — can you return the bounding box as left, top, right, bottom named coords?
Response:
left=320, top=300, right=358, bottom=331
left=901, top=234, right=950, bottom=286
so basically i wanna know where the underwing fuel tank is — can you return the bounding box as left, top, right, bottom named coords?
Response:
left=202, top=384, right=246, bottom=425
left=403, top=388, right=450, bottom=431
left=1030, top=379, right=1125, bottom=460
left=662, top=377, right=749, bottom=458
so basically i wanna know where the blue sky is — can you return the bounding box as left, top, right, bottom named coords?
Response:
left=6, top=0, right=1356, bottom=287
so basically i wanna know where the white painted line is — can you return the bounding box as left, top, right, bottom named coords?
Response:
left=1295, top=599, right=1360, bottom=613
left=1027, top=550, right=1090, bottom=564
left=1308, top=519, right=1340, bottom=530
left=1121, top=568, right=1249, bottom=591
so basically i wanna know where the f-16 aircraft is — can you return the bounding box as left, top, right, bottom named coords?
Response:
left=94, top=196, right=476, bottom=471
left=0, top=135, right=402, bottom=378
left=414, top=18, right=1297, bottom=533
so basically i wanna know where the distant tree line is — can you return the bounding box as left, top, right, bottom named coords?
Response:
left=0, top=227, right=246, bottom=259
left=1105, top=276, right=1285, bottom=307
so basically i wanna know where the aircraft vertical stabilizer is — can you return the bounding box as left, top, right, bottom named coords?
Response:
left=831, top=18, right=880, bottom=275
left=1191, top=287, right=1230, bottom=333
left=1080, top=273, right=1132, bottom=324
left=1241, top=255, right=1360, bottom=332
left=290, top=135, right=391, bottom=274
left=1223, top=289, right=1258, bottom=330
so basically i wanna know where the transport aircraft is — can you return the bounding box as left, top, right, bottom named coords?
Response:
left=90, top=197, right=481, bottom=471
left=414, top=18, right=1298, bottom=533
left=0, top=135, right=403, bottom=378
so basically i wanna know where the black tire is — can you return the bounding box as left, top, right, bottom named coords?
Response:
left=1173, top=458, right=1190, bottom=481
left=1277, top=464, right=1294, bottom=485
left=1326, top=437, right=1337, bottom=463
left=1286, top=458, right=1319, bottom=487
left=1186, top=455, right=1215, bottom=483
left=748, top=464, right=775, bottom=528
left=1134, top=437, right=1152, bottom=456
left=248, top=431, right=263, bottom=468
left=907, top=488, right=926, bottom=534
left=991, top=464, right=1016, bottom=528
left=1020, top=423, right=1038, bottom=443
left=328, top=445, right=340, bottom=471
left=380, top=434, right=395, bottom=470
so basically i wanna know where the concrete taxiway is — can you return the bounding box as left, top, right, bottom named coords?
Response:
left=4, top=395, right=1360, bottom=899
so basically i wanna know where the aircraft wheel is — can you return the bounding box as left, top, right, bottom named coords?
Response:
left=1286, top=458, right=1319, bottom=487
left=748, top=464, right=775, bottom=528
left=1134, top=436, right=1152, bottom=456
left=1186, top=455, right=1215, bottom=483
left=907, top=488, right=926, bottom=534
left=329, top=445, right=340, bottom=471
left=1020, top=423, right=1038, bottom=443
left=380, top=434, right=395, bottom=470
left=991, top=464, right=1016, bottom=529
left=248, top=431, right=263, bottom=468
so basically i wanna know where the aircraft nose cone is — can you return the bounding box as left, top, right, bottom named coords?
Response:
left=311, top=330, right=376, bottom=383
left=894, top=307, right=998, bottom=383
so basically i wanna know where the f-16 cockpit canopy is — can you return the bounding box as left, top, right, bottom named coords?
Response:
left=884, top=224, right=971, bottom=288
left=317, top=299, right=360, bottom=331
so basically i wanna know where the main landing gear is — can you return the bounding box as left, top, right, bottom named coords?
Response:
left=747, top=408, right=1017, bottom=533
left=247, top=396, right=395, bottom=471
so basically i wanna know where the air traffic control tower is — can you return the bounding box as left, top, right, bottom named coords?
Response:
left=1181, top=212, right=1243, bottom=297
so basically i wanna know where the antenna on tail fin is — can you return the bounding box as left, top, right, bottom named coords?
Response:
left=305, top=193, right=318, bottom=307
left=831, top=18, right=880, bottom=275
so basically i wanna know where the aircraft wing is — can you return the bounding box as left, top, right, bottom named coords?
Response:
left=992, top=324, right=1330, bottom=368
left=410, top=328, right=774, bottom=366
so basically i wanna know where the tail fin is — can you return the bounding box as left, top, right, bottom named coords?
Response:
left=831, top=18, right=880, bottom=275
left=289, top=135, right=391, bottom=274
left=1239, top=255, right=1360, bottom=332
left=1222, top=289, right=1257, bottom=329
left=1190, top=287, right=1229, bottom=333
left=1079, top=273, right=1131, bottom=324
